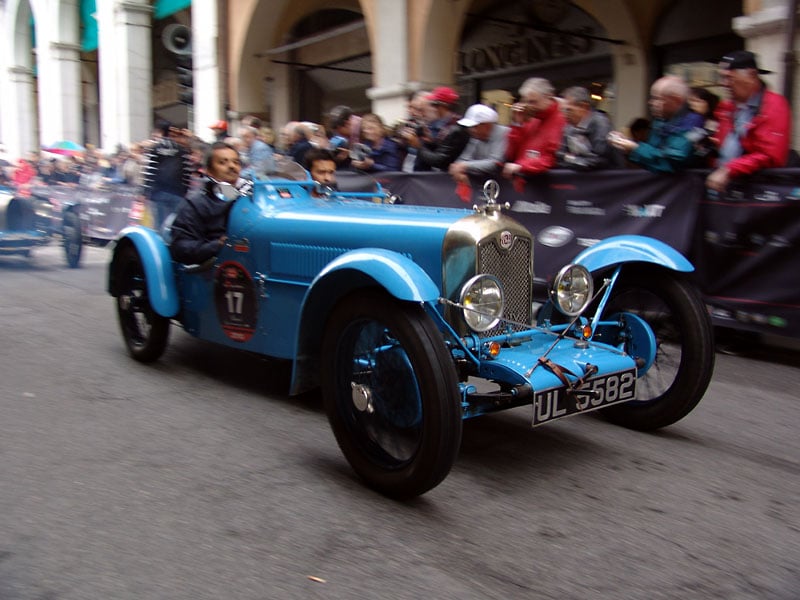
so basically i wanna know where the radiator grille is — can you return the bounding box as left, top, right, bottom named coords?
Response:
left=478, top=236, right=532, bottom=337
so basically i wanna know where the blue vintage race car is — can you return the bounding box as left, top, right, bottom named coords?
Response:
left=0, top=185, right=82, bottom=267
left=107, top=166, right=714, bottom=498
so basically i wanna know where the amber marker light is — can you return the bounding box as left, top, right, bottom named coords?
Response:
left=582, top=324, right=593, bottom=339
left=488, top=341, right=501, bottom=357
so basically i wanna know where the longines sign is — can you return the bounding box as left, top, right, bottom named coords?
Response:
left=456, top=27, right=595, bottom=75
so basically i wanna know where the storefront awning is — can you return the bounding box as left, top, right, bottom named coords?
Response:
left=80, top=0, right=97, bottom=52
left=154, top=0, right=192, bottom=20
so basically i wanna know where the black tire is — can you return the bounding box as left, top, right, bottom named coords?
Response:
left=62, top=210, right=82, bottom=268
left=321, top=290, right=462, bottom=499
left=115, top=244, right=170, bottom=362
left=597, top=266, right=714, bottom=430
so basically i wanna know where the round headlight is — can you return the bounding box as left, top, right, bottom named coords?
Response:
left=459, top=274, right=504, bottom=332
left=550, top=264, right=593, bottom=317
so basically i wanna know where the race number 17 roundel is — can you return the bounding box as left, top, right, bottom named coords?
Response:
left=214, top=261, right=258, bottom=342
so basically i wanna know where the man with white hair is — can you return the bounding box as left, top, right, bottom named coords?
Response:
left=448, top=104, right=509, bottom=182
left=238, top=125, right=275, bottom=179
left=502, top=77, right=565, bottom=179
left=608, top=75, right=704, bottom=173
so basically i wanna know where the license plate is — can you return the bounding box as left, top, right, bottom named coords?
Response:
left=532, top=369, right=637, bottom=427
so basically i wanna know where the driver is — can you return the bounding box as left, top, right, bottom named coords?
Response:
left=303, top=148, right=338, bottom=198
left=169, top=142, right=245, bottom=264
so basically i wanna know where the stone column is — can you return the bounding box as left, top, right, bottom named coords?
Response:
left=98, top=0, right=152, bottom=151
left=4, top=66, right=38, bottom=156
left=36, top=41, right=83, bottom=147
left=365, top=0, right=410, bottom=123
left=192, top=0, right=222, bottom=141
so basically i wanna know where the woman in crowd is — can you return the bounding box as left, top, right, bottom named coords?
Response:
left=688, top=86, right=721, bottom=165
left=349, top=113, right=404, bottom=173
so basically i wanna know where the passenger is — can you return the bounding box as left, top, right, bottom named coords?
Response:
left=349, top=113, right=404, bottom=173
left=169, top=142, right=243, bottom=265
left=304, top=147, right=338, bottom=198
left=706, top=50, right=792, bottom=193
left=557, top=86, right=619, bottom=170
left=502, top=77, right=565, bottom=178
left=608, top=75, right=704, bottom=173
left=402, top=86, right=470, bottom=172
left=448, top=104, right=509, bottom=182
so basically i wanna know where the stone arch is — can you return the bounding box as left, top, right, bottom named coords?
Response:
left=232, top=0, right=370, bottom=129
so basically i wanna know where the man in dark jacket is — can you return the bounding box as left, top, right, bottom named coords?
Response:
left=557, top=86, right=620, bottom=170
left=169, top=142, right=245, bottom=265
left=402, top=86, right=469, bottom=172
left=143, top=120, right=193, bottom=230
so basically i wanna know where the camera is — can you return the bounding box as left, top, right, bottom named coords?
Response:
left=349, top=143, right=371, bottom=162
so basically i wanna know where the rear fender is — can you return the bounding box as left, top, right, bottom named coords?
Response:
left=290, top=248, right=440, bottom=395
left=573, top=235, right=694, bottom=273
left=108, top=226, right=179, bottom=317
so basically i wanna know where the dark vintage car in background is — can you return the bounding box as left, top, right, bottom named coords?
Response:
left=107, top=169, right=715, bottom=498
left=0, top=185, right=82, bottom=267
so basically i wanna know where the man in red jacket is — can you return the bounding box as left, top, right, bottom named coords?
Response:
left=706, top=50, right=791, bottom=193
left=502, top=77, right=565, bottom=179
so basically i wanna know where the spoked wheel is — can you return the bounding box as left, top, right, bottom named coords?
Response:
left=62, top=210, right=83, bottom=269
left=597, top=266, right=714, bottom=430
left=115, top=244, right=170, bottom=362
left=321, top=290, right=462, bottom=499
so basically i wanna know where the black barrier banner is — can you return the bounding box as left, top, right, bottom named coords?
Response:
left=693, top=171, right=800, bottom=335
left=339, top=168, right=800, bottom=338
left=341, top=170, right=700, bottom=287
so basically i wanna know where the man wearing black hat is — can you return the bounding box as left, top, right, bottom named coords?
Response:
left=402, top=87, right=470, bottom=172
left=706, top=50, right=791, bottom=193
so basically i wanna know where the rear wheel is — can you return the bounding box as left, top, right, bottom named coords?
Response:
left=321, top=291, right=462, bottom=499
left=115, top=245, right=169, bottom=362
left=597, top=267, right=714, bottom=430
left=63, top=210, right=82, bottom=268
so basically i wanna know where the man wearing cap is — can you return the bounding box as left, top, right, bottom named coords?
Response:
left=448, top=104, right=509, bottom=182
left=402, top=86, right=470, bottom=172
left=557, top=86, right=619, bottom=170
left=502, top=77, right=565, bottom=178
left=210, top=121, right=228, bottom=142
left=706, top=50, right=792, bottom=193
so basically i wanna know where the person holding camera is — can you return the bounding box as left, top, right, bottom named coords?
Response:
left=402, top=87, right=470, bottom=172
left=349, top=113, right=404, bottom=173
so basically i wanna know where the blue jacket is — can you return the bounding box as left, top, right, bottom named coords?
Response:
left=629, top=107, right=705, bottom=173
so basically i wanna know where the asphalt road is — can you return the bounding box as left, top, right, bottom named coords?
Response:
left=1, top=244, right=798, bottom=600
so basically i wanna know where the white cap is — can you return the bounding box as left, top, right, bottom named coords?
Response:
left=457, top=104, right=499, bottom=127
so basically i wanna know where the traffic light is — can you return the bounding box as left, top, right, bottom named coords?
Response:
left=176, top=57, right=193, bottom=105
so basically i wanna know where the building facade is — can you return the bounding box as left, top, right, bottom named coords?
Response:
left=0, top=0, right=797, bottom=158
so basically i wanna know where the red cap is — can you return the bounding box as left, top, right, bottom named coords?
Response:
left=210, top=120, right=228, bottom=130
left=427, top=87, right=459, bottom=106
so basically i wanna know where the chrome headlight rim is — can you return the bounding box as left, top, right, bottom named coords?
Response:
left=550, top=264, right=593, bottom=317
left=459, top=274, right=505, bottom=333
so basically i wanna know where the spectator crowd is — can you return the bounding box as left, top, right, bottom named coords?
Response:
left=1, top=49, right=794, bottom=229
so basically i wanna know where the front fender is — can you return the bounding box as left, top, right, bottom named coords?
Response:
left=108, top=226, right=179, bottom=317
left=573, top=235, right=694, bottom=273
left=290, top=248, right=440, bottom=395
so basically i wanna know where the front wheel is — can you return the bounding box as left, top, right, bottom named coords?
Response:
left=321, top=290, right=462, bottom=499
left=115, top=244, right=170, bottom=362
left=596, top=267, right=714, bottom=430
left=62, top=210, right=82, bottom=268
